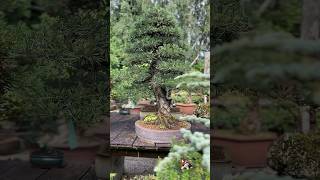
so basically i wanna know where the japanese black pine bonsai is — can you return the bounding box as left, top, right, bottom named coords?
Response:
left=121, top=7, right=189, bottom=128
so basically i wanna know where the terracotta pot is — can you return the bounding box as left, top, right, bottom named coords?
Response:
left=213, top=130, right=277, bottom=168
left=176, top=103, right=196, bottom=115
left=135, top=120, right=191, bottom=144
left=130, top=107, right=141, bottom=115
left=0, top=136, right=21, bottom=155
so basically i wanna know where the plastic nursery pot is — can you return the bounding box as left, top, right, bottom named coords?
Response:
left=30, top=148, right=64, bottom=168
left=119, top=108, right=130, bottom=115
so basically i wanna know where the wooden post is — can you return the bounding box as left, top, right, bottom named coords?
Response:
left=204, top=51, right=210, bottom=104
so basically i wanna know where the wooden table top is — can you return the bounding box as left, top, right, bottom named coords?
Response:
left=0, top=160, right=96, bottom=180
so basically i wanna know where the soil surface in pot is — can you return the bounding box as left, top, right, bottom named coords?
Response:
left=136, top=120, right=189, bottom=130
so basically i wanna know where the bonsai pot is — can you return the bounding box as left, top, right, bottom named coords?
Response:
left=129, top=107, right=141, bottom=115
left=213, top=129, right=277, bottom=168
left=135, top=120, right=191, bottom=144
left=119, top=108, right=130, bottom=115
left=30, top=148, right=64, bottom=168
left=0, top=136, right=21, bottom=155
left=176, top=103, right=196, bottom=115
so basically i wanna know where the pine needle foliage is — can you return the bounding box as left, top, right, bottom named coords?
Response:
left=213, top=32, right=320, bottom=105
left=120, top=6, right=189, bottom=100
left=5, top=9, right=107, bottom=139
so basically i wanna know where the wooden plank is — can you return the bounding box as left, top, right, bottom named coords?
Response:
left=79, top=166, right=97, bottom=180
left=154, top=142, right=171, bottom=148
left=37, top=163, right=91, bottom=180
left=1, top=161, right=49, bottom=180
left=111, top=131, right=136, bottom=148
left=132, top=137, right=155, bottom=150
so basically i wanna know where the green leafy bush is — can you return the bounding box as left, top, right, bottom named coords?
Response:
left=143, top=113, right=158, bottom=124
left=213, top=106, right=245, bottom=129
left=260, top=106, right=297, bottom=134
left=194, top=103, right=209, bottom=118
left=156, top=149, right=209, bottom=180
left=213, top=103, right=297, bottom=134
left=172, top=91, right=190, bottom=104
left=0, top=92, right=24, bottom=128
left=268, top=132, right=320, bottom=179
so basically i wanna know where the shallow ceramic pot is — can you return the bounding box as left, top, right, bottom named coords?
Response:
left=119, top=108, right=130, bottom=115
left=30, top=148, right=64, bottom=168
left=135, top=120, right=191, bottom=144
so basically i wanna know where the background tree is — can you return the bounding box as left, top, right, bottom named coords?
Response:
left=0, top=1, right=108, bottom=147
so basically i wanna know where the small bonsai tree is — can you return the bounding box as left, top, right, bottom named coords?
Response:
left=120, top=6, right=188, bottom=128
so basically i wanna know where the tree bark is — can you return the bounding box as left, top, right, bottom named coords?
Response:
left=153, top=85, right=172, bottom=128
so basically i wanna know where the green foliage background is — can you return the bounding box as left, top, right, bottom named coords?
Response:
left=0, top=1, right=108, bottom=141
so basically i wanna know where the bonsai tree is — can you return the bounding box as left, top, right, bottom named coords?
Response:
left=119, top=6, right=189, bottom=128
left=213, top=33, right=320, bottom=134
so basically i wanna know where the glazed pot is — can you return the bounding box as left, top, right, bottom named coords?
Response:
left=119, top=108, right=130, bottom=115
left=30, top=148, right=64, bottom=168
left=176, top=103, right=196, bottom=115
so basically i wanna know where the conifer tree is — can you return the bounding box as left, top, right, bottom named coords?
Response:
left=122, top=7, right=189, bottom=128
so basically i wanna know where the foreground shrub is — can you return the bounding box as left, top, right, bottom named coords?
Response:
left=156, top=149, right=209, bottom=180
left=268, top=132, right=320, bottom=179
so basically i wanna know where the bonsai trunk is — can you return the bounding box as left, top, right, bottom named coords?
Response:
left=153, top=85, right=172, bottom=128
left=239, top=97, right=261, bottom=134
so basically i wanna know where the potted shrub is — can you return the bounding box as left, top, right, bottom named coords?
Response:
left=118, top=7, right=192, bottom=144
left=267, top=132, right=320, bottom=179
left=174, top=90, right=197, bottom=115
left=213, top=95, right=277, bottom=168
